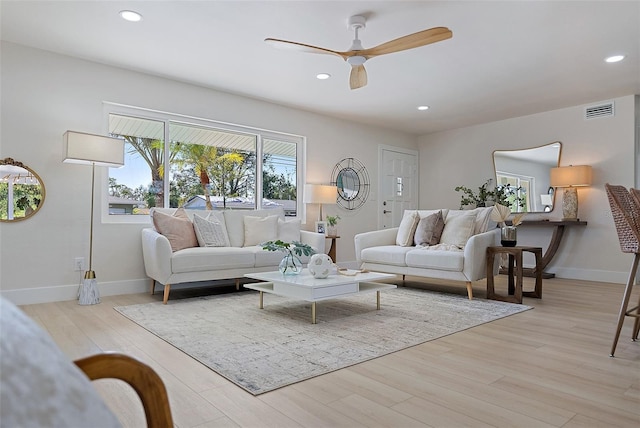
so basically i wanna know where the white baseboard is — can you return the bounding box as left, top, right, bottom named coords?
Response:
left=1, top=279, right=149, bottom=306
left=551, top=267, right=630, bottom=285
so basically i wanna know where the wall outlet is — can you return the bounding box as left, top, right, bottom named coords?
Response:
left=74, top=257, right=85, bottom=271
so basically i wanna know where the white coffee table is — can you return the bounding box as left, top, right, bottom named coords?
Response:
left=243, top=270, right=397, bottom=324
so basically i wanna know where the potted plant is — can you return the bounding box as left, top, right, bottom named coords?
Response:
left=325, top=215, right=340, bottom=236
left=261, top=240, right=315, bottom=275
left=455, top=179, right=525, bottom=210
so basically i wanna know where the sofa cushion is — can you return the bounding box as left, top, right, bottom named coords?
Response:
left=193, top=212, right=230, bottom=247
left=440, top=211, right=477, bottom=248
left=396, top=210, right=420, bottom=247
left=152, top=209, right=198, bottom=252
left=406, top=247, right=464, bottom=271
left=446, top=207, right=493, bottom=235
left=244, top=215, right=279, bottom=246
left=224, top=207, right=285, bottom=247
left=414, top=211, right=445, bottom=246
left=278, top=218, right=301, bottom=242
left=171, top=247, right=255, bottom=273
left=361, top=245, right=413, bottom=266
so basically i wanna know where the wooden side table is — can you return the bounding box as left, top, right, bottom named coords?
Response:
left=486, top=246, right=543, bottom=304
left=326, top=235, right=339, bottom=262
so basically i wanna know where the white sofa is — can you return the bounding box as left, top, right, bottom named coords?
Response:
left=354, top=208, right=500, bottom=299
left=142, top=207, right=325, bottom=303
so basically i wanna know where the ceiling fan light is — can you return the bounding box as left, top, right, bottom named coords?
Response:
left=605, top=55, right=625, bottom=63
left=316, top=73, right=331, bottom=80
left=347, top=55, right=366, bottom=66
left=417, top=106, right=430, bottom=111
left=119, top=10, right=142, bottom=22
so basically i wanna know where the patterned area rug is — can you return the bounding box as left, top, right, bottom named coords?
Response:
left=115, top=287, right=530, bottom=395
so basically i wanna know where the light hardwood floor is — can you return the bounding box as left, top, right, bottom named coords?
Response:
left=19, top=276, right=640, bottom=427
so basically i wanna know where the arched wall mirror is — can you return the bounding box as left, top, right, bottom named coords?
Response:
left=492, top=142, right=562, bottom=213
left=331, top=157, right=370, bottom=210
left=0, top=158, right=46, bottom=222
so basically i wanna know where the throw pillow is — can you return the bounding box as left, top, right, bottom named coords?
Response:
left=414, top=211, right=445, bottom=246
left=278, top=218, right=301, bottom=243
left=192, top=213, right=230, bottom=247
left=152, top=210, right=198, bottom=252
left=243, top=215, right=279, bottom=246
left=440, top=211, right=478, bottom=248
left=396, top=210, right=420, bottom=247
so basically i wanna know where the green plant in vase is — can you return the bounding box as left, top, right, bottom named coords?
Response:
left=325, top=215, right=340, bottom=236
left=261, top=240, right=315, bottom=275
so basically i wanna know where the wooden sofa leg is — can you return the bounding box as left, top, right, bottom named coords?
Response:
left=235, top=278, right=240, bottom=291
left=466, top=282, right=473, bottom=300
left=163, top=284, right=171, bottom=305
left=150, top=279, right=156, bottom=295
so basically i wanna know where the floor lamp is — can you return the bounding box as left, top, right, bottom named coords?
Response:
left=63, top=131, right=125, bottom=305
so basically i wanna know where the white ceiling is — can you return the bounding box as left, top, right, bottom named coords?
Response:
left=1, top=1, right=638, bottom=136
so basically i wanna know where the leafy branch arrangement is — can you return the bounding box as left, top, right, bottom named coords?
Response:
left=261, top=240, right=315, bottom=257
left=455, top=178, right=525, bottom=210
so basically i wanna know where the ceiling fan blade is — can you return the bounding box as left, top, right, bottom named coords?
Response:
left=349, top=65, right=368, bottom=90
left=264, top=38, right=348, bottom=59
left=360, top=27, right=452, bottom=58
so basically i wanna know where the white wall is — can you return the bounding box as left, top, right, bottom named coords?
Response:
left=418, top=95, right=637, bottom=283
left=0, top=42, right=416, bottom=304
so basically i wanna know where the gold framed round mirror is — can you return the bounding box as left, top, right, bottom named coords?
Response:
left=0, top=158, right=46, bottom=222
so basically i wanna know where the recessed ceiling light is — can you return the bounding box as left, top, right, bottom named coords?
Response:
left=417, top=105, right=430, bottom=111
left=316, top=73, right=331, bottom=80
left=605, top=55, right=625, bottom=63
left=119, top=10, right=142, bottom=22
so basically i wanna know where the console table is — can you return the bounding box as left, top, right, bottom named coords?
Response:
left=505, top=220, right=587, bottom=278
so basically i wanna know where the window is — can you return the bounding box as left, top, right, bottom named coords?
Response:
left=496, top=173, right=531, bottom=212
left=106, top=107, right=303, bottom=218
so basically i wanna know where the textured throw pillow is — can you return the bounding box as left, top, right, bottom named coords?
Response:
left=243, top=215, right=279, bottom=246
left=278, top=218, right=301, bottom=243
left=440, top=211, right=478, bottom=248
left=396, top=210, right=420, bottom=247
left=414, top=211, right=445, bottom=246
left=152, top=210, right=198, bottom=252
left=192, top=213, right=230, bottom=247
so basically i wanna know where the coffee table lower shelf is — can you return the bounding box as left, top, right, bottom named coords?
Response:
left=243, top=280, right=397, bottom=324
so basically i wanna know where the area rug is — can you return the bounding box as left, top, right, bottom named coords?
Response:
left=115, top=287, right=530, bottom=395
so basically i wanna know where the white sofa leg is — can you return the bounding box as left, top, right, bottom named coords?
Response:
left=150, top=279, right=156, bottom=295
left=163, top=284, right=171, bottom=305
left=466, top=282, right=473, bottom=300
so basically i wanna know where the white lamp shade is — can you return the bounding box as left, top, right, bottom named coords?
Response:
left=550, top=165, right=592, bottom=187
left=303, top=184, right=337, bottom=204
left=63, top=131, right=125, bottom=167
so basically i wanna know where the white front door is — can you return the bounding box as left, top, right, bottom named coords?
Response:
left=379, top=146, right=419, bottom=229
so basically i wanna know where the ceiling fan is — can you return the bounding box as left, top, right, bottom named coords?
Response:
left=265, top=15, right=452, bottom=90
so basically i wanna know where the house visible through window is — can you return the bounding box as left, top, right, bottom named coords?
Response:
left=107, top=110, right=302, bottom=217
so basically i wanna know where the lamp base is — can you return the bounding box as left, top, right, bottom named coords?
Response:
left=562, top=187, right=579, bottom=221
left=79, top=271, right=100, bottom=305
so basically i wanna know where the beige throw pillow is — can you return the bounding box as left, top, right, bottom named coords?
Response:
left=192, top=212, right=230, bottom=247
left=244, top=215, right=279, bottom=246
left=440, top=211, right=478, bottom=248
left=396, top=210, right=420, bottom=247
left=152, top=210, right=198, bottom=252
left=278, top=218, right=301, bottom=243
left=414, top=211, right=445, bottom=246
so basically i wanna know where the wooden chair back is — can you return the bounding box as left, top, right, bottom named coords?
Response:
left=605, top=183, right=640, bottom=254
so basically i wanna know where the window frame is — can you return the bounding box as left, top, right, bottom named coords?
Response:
left=101, top=102, right=306, bottom=224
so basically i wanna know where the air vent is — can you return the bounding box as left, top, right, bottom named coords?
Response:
left=585, top=102, right=614, bottom=119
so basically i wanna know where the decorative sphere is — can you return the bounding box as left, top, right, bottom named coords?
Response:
left=308, top=253, right=333, bottom=278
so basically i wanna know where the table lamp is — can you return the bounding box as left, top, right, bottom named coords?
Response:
left=550, top=165, right=592, bottom=221
left=303, top=184, right=337, bottom=221
left=63, top=131, right=125, bottom=305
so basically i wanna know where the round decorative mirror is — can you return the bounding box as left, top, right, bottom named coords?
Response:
left=0, top=158, right=46, bottom=222
left=331, top=158, right=370, bottom=210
